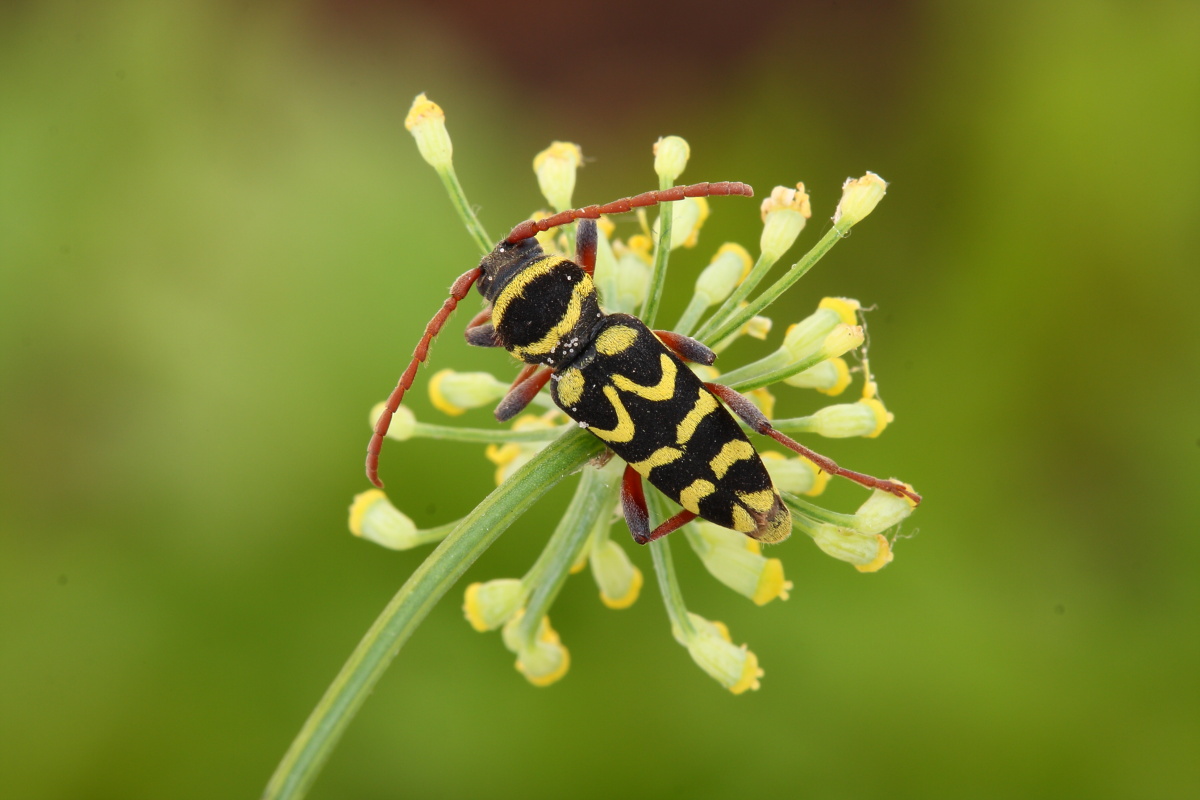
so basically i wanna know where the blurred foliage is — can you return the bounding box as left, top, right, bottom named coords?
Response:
left=2, top=1, right=1198, bottom=798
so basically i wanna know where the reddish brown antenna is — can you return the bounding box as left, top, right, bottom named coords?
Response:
left=505, top=181, right=753, bottom=243
left=366, top=267, right=482, bottom=487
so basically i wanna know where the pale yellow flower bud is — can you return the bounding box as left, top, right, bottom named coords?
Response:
left=674, top=613, right=763, bottom=694
left=759, top=183, right=812, bottom=260
left=809, top=397, right=891, bottom=438
left=808, top=523, right=893, bottom=572
left=404, top=93, right=452, bottom=169
left=653, top=135, right=690, bottom=182
left=503, top=613, right=570, bottom=687
left=695, top=243, right=753, bottom=306
left=370, top=402, right=416, bottom=441
left=533, top=141, right=583, bottom=211
left=760, top=452, right=828, bottom=496
left=348, top=489, right=420, bottom=550
left=429, top=369, right=508, bottom=416
left=690, top=522, right=792, bottom=606
left=589, top=539, right=643, bottom=609
left=463, top=578, right=526, bottom=632
left=833, top=172, right=887, bottom=231
left=854, top=486, right=917, bottom=534
left=783, top=357, right=852, bottom=396
left=782, top=298, right=861, bottom=361
left=652, top=196, right=708, bottom=249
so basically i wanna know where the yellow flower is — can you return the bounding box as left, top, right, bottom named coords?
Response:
left=833, top=172, right=887, bottom=231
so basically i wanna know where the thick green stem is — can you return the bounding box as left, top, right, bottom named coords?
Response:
left=264, top=429, right=601, bottom=800
left=515, top=463, right=620, bottom=643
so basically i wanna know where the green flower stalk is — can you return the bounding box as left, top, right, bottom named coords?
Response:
left=265, top=94, right=923, bottom=800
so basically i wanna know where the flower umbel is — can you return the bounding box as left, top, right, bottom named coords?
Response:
left=264, top=94, right=924, bottom=800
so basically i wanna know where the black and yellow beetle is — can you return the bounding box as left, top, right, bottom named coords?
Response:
left=366, top=182, right=920, bottom=544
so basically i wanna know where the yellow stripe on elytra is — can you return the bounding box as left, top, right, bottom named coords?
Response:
left=512, top=280, right=592, bottom=359
left=737, top=490, right=778, bottom=513
left=556, top=368, right=585, bottom=407
left=676, top=388, right=719, bottom=445
left=629, top=447, right=684, bottom=475
left=588, top=385, right=635, bottom=444
left=678, top=479, right=716, bottom=514
left=730, top=504, right=757, bottom=533
left=492, top=256, right=563, bottom=327
left=595, top=325, right=639, bottom=355
left=611, top=355, right=677, bottom=401
left=709, top=440, right=755, bottom=479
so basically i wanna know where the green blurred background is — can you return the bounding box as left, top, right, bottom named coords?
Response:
left=3, top=1, right=1197, bottom=797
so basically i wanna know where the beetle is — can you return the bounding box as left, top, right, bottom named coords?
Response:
left=366, top=182, right=920, bottom=544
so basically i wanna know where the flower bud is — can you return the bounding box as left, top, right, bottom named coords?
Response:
left=782, top=298, right=861, bottom=361
left=759, top=183, right=812, bottom=260
left=463, top=578, right=526, bottom=632
left=653, top=135, right=690, bottom=182
left=652, top=197, right=708, bottom=250
left=760, top=452, right=828, bottom=496
left=429, top=369, right=508, bottom=416
left=809, top=397, right=891, bottom=438
left=607, top=244, right=651, bottom=313
left=690, top=522, right=792, bottom=606
left=853, top=486, right=917, bottom=534
left=370, top=402, right=417, bottom=441
left=348, top=489, right=420, bottom=550
left=832, top=172, right=887, bottom=231
left=673, top=613, right=763, bottom=694
left=503, top=613, right=570, bottom=687
left=695, top=243, right=753, bottom=306
left=533, top=141, right=583, bottom=211
left=404, top=93, right=452, bottom=169
left=783, top=357, right=852, bottom=396
left=808, top=523, right=893, bottom=572
left=589, top=539, right=643, bottom=609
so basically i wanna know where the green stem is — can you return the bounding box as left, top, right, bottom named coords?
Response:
left=671, top=293, right=710, bottom=339
left=647, top=492, right=695, bottom=638
left=515, top=463, right=620, bottom=643
left=409, top=421, right=569, bottom=444
left=692, top=252, right=776, bottom=341
left=701, top=227, right=844, bottom=346
left=437, top=165, right=493, bottom=255
left=781, top=492, right=860, bottom=529
left=639, top=176, right=674, bottom=328
left=722, top=348, right=838, bottom=393
left=263, top=428, right=602, bottom=800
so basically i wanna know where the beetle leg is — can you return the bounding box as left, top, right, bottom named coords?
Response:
left=575, top=218, right=597, bottom=277
left=494, top=366, right=553, bottom=422
left=621, top=464, right=699, bottom=545
left=653, top=330, right=716, bottom=366
left=704, top=382, right=923, bottom=505
left=464, top=307, right=501, bottom=348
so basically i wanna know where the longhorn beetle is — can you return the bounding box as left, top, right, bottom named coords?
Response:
left=366, top=182, right=921, bottom=545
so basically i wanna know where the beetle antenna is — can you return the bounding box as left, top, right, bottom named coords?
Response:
left=505, top=181, right=754, bottom=243
left=366, top=267, right=483, bottom=488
